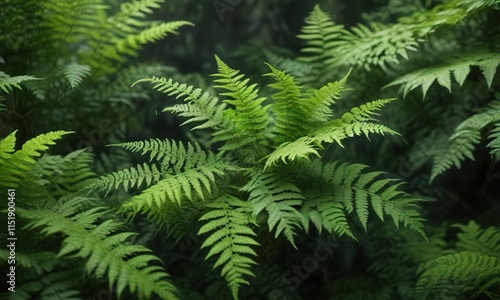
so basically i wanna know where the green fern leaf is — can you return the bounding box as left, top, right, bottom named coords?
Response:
left=264, top=137, right=320, bottom=169
left=325, top=162, right=425, bottom=237
left=264, top=63, right=305, bottom=143
left=431, top=101, right=500, bottom=181
left=386, top=50, right=500, bottom=98
left=19, top=198, right=177, bottom=299
left=133, top=77, right=231, bottom=136
left=0, top=130, right=73, bottom=188
left=116, top=21, right=194, bottom=54
left=198, top=194, right=259, bottom=300
left=488, top=123, right=500, bottom=159
left=0, top=71, right=41, bottom=93
left=241, top=171, right=304, bottom=248
left=416, top=252, right=500, bottom=298
left=63, top=63, right=91, bottom=88
left=455, top=221, right=500, bottom=259
left=212, top=55, right=271, bottom=154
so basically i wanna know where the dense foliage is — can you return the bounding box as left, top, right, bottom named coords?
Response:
left=1, top=0, right=499, bottom=299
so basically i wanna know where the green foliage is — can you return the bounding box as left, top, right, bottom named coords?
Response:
left=416, top=221, right=500, bottom=299
left=0, top=131, right=176, bottom=299
left=91, top=56, right=425, bottom=298
left=0, top=0, right=192, bottom=143
left=19, top=199, right=177, bottom=299
left=386, top=50, right=500, bottom=98
left=430, top=100, right=500, bottom=181
left=0, top=71, right=40, bottom=94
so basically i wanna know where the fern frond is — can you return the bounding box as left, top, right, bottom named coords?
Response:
left=91, top=162, right=163, bottom=193
left=241, top=170, right=304, bottom=248
left=297, top=5, right=346, bottom=83
left=264, top=137, right=320, bottom=169
left=386, top=50, right=500, bottom=98
left=91, top=139, right=233, bottom=211
left=212, top=55, right=271, bottom=154
left=133, top=77, right=231, bottom=134
left=416, top=252, right=500, bottom=298
left=0, top=71, right=41, bottom=93
left=300, top=72, right=350, bottom=129
left=323, top=162, right=425, bottom=236
left=264, top=63, right=305, bottom=143
left=431, top=101, right=500, bottom=181
left=454, top=221, right=500, bottom=259
left=115, top=21, right=194, bottom=55
left=313, top=99, right=399, bottom=145
left=19, top=198, right=178, bottom=300
left=0, top=130, right=73, bottom=188
left=488, top=123, right=500, bottom=159
left=63, top=63, right=91, bottom=88
left=332, top=22, right=420, bottom=71
left=198, top=194, right=259, bottom=300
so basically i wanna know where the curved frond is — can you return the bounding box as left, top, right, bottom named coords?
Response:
left=133, top=77, right=231, bottom=134
left=431, top=100, right=500, bottom=181
left=386, top=51, right=500, bottom=98
left=322, top=162, right=425, bottom=237
left=0, top=130, right=73, bottom=188
left=416, top=252, right=500, bottom=299
left=18, top=198, right=177, bottom=300
left=0, top=71, right=41, bottom=93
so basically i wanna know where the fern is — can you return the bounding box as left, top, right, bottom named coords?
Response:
left=297, top=5, right=346, bottom=83
left=386, top=50, right=500, bottom=98
left=89, top=139, right=236, bottom=215
left=103, top=57, right=427, bottom=299
left=133, top=77, right=231, bottom=136
left=264, top=98, right=399, bottom=169
left=18, top=198, right=178, bottom=299
left=455, top=221, right=500, bottom=258
left=241, top=170, right=304, bottom=248
left=416, top=221, right=500, bottom=299
left=0, top=130, right=73, bottom=188
left=212, top=55, right=271, bottom=154
left=430, top=100, right=500, bottom=181
left=198, top=194, right=259, bottom=300
left=320, top=162, right=425, bottom=237
left=0, top=71, right=40, bottom=93
left=63, top=63, right=91, bottom=88
left=488, top=123, right=500, bottom=159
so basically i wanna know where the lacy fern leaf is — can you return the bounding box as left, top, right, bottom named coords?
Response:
left=325, top=162, right=425, bottom=236
left=133, top=77, right=231, bottom=135
left=19, top=198, right=177, bottom=300
left=386, top=50, right=500, bottom=98
left=212, top=55, right=271, bottom=154
left=488, top=123, right=500, bottom=159
left=241, top=171, right=304, bottom=248
left=198, top=195, right=259, bottom=300
left=63, top=63, right=91, bottom=88
left=0, top=71, right=41, bottom=93
left=90, top=139, right=234, bottom=214
left=0, top=130, right=73, bottom=188
left=431, top=100, right=500, bottom=181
